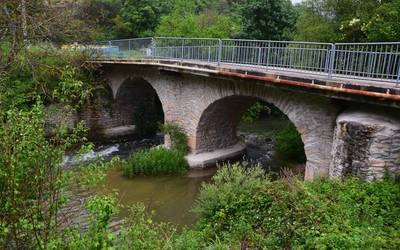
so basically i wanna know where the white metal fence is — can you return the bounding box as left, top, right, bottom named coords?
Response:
left=92, top=37, right=400, bottom=83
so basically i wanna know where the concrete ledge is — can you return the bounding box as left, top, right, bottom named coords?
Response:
left=186, top=143, right=247, bottom=168
left=100, top=125, right=136, bottom=138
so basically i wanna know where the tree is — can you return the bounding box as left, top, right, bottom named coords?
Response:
left=294, top=9, right=339, bottom=42
left=156, top=10, right=240, bottom=38
left=293, top=0, right=399, bottom=42
left=363, top=0, right=400, bottom=42
left=155, top=0, right=240, bottom=38
left=113, top=0, right=172, bottom=38
left=236, top=0, right=297, bottom=40
left=79, top=0, right=123, bottom=40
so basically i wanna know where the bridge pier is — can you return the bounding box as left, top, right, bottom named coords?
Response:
left=330, top=109, right=400, bottom=181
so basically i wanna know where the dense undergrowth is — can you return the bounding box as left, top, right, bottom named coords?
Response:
left=1, top=43, right=95, bottom=112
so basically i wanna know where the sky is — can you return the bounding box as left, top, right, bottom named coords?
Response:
left=292, top=0, right=303, bottom=4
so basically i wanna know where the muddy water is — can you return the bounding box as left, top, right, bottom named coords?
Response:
left=102, top=167, right=216, bottom=226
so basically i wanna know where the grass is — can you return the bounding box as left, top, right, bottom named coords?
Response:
left=122, top=147, right=188, bottom=176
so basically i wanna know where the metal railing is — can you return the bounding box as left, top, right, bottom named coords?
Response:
left=91, top=37, right=400, bottom=83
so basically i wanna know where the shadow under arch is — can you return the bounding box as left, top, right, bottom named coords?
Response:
left=115, top=77, right=164, bottom=137
left=194, top=95, right=307, bottom=176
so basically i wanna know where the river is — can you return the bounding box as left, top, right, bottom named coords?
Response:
left=66, top=116, right=299, bottom=227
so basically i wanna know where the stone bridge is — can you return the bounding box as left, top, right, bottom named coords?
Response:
left=84, top=38, right=400, bottom=181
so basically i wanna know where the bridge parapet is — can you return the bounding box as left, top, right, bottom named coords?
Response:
left=91, top=37, right=400, bottom=86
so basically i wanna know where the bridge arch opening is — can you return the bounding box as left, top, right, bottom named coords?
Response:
left=115, top=77, right=164, bottom=138
left=194, top=95, right=306, bottom=177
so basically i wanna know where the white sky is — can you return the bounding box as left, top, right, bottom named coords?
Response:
left=292, top=0, right=303, bottom=4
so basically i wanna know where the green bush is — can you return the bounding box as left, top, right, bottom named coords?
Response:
left=0, top=102, right=89, bottom=248
left=275, top=123, right=306, bottom=163
left=118, top=204, right=177, bottom=250
left=122, top=147, right=188, bottom=176
left=1, top=44, right=94, bottom=111
left=161, top=123, right=189, bottom=154
left=192, top=164, right=400, bottom=249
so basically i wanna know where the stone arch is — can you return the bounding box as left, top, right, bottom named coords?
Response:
left=114, top=77, right=164, bottom=129
left=195, top=95, right=258, bottom=152
left=101, top=65, right=337, bottom=179
left=192, top=82, right=337, bottom=180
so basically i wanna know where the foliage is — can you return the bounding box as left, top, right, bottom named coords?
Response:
left=191, top=164, right=400, bottom=249
left=0, top=44, right=94, bottom=111
left=275, top=123, right=306, bottom=163
left=113, top=0, right=172, bottom=38
left=112, top=0, right=156, bottom=38
left=0, top=0, right=107, bottom=59
left=118, top=204, right=177, bottom=250
left=156, top=8, right=240, bottom=38
left=241, top=101, right=270, bottom=123
left=236, top=0, right=297, bottom=40
left=363, top=0, right=400, bottom=42
left=65, top=195, right=120, bottom=249
left=294, top=0, right=400, bottom=42
left=294, top=8, right=340, bottom=42
left=80, top=0, right=124, bottom=41
left=0, top=101, right=88, bottom=249
left=161, top=122, right=189, bottom=154
left=122, top=147, right=188, bottom=176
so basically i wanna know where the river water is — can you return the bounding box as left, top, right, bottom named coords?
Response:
left=68, top=116, right=296, bottom=226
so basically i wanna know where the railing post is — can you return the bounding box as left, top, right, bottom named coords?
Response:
left=397, top=59, right=400, bottom=84
left=181, top=40, right=184, bottom=62
left=151, top=37, right=155, bottom=59
left=265, top=42, right=271, bottom=71
left=328, top=44, right=336, bottom=79
left=108, top=41, right=112, bottom=59
left=217, top=39, right=222, bottom=66
left=257, top=47, right=262, bottom=65
left=208, top=46, right=211, bottom=62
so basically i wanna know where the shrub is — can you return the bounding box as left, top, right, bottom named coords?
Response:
left=0, top=102, right=88, bottom=248
left=118, top=204, right=177, bottom=250
left=192, top=164, right=400, bottom=249
left=275, top=123, right=306, bottom=163
left=122, top=147, right=188, bottom=176
left=161, top=123, right=189, bottom=154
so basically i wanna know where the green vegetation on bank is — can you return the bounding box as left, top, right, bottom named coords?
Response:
left=122, top=147, right=188, bottom=176
left=0, top=43, right=94, bottom=111
left=190, top=164, right=400, bottom=248
left=161, top=122, right=189, bottom=154
left=122, top=122, right=189, bottom=176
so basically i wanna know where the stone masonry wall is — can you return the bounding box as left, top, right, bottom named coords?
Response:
left=103, top=64, right=338, bottom=180
left=78, top=78, right=162, bottom=141
left=330, top=110, right=400, bottom=181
